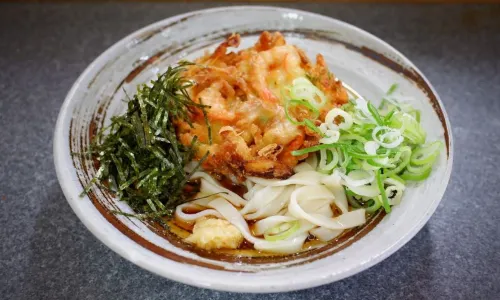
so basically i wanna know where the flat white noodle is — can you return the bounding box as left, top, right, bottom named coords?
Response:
left=175, top=203, right=222, bottom=222
left=293, top=157, right=319, bottom=173
left=321, top=173, right=349, bottom=214
left=253, top=234, right=309, bottom=254
left=244, top=185, right=294, bottom=220
left=289, top=186, right=366, bottom=230
left=305, top=152, right=318, bottom=169
left=276, top=207, right=288, bottom=216
left=207, top=198, right=308, bottom=254
left=181, top=161, right=369, bottom=254
left=239, top=185, right=285, bottom=216
left=293, top=162, right=314, bottom=173
left=279, top=193, right=340, bottom=243
left=301, top=198, right=333, bottom=217
left=295, top=219, right=317, bottom=235
left=310, top=227, right=343, bottom=242
left=191, top=196, right=218, bottom=206
left=244, top=180, right=255, bottom=194
left=248, top=171, right=325, bottom=187
left=243, top=183, right=264, bottom=200
left=207, top=198, right=257, bottom=242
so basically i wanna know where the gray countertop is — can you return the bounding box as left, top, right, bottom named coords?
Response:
left=1, top=2, right=500, bottom=299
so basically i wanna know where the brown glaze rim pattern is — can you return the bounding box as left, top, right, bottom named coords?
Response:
left=69, top=22, right=451, bottom=271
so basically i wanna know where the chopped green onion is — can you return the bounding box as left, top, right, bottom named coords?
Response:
left=318, top=148, right=339, bottom=173
left=406, top=162, right=433, bottom=174
left=407, top=109, right=421, bottom=123
left=383, top=109, right=396, bottom=125
left=290, top=77, right=328, bottom=108
left=308, top=82, right=440, bottom=216
left=304, top=119, right=322, bottom=134
left=382, top=146, right=411, bottom=178
left=339, top=133, right=368, bottom=144
left=365, top=196, right=383, bottom=213
left=400, top=167, right=432, bottom=181
left=292, top=143, right=341, bottom=156
left=387, top=83, right=399, bottom=95
left=411, top=141, right=442, bottom=165
left=389, top=112, right=426, bottom=145
left=376, top=170, right=391, bottom=213
left=264, top=220, right=300, bottom=241
left=388, top=174, right=406, bottom=185
left=367, top=102, right=384, bottom=125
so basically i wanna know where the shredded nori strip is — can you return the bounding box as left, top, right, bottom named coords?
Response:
left=82, top=62, right=210, bottom=219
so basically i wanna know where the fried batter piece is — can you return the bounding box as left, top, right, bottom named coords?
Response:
left=176, top=32, right=348, bottom=181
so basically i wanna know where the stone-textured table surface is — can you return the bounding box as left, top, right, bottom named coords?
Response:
left=1, top=2, right=499, bottom=299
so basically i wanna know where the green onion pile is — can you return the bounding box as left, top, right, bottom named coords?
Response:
left=286, top=80, right=442, bottom=214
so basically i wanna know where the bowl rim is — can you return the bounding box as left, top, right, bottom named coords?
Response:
left=54, top=5, right=454, bottom=293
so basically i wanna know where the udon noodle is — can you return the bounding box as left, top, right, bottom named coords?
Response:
left=175, top=156, right=366, bottom=254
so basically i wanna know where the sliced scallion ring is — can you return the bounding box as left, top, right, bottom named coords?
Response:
left=382, top=146, right=412, bottom=177
left=385, top=185, right=403, bottom=205
left=290, top=77, right=327, bottom=108
left=346, top=188, right=362, bottom=208
left=406, top=162, right=433, bottom=174
left=324, top=108, right=354, bottom=130
left=389, top=112, right=426, bottom=144
left=319, top=149, right=339, bottom=172
left=319, top=129, right=340, bottom=144
left=264, top=220, right=301, bottom=241
left=299, top=82, right=441, bottom=216
left=338, top=169, right=375, bottom=187
left=372, top=126, right=403, bottom=148
left=365, top=195, right=383, bottom=213
left=400, top=167, right=432, bottom=181
left=411, top=141, right=442, bottom=165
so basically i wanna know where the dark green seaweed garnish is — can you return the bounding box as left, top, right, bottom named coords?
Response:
left=82, top=62, right=211, bottom=219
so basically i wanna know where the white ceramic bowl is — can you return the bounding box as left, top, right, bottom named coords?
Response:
left=54, top=6, right=453, bottom=293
